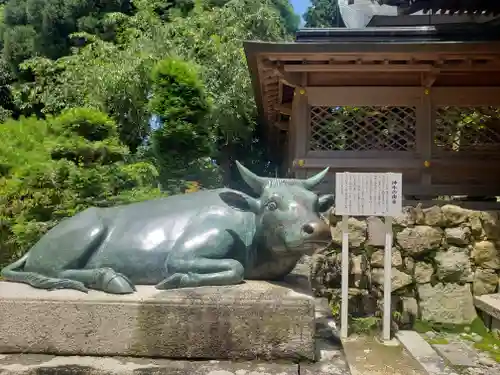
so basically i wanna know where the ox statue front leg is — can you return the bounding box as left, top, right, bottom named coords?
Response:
left=156, top=227, right=245, bottom=290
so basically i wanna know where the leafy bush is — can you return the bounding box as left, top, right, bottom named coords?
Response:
left=0, top=107, right=163, bottom=268
left=149, top=57, right=213, bottom=181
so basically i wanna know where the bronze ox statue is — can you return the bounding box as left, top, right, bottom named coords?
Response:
left=1, top=161, right=334, bottom=294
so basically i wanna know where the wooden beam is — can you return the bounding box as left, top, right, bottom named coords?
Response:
left=278, top=71, right=302, bottom=87
left=293, top=156, right=500, bottom=170
left=261, top=60, right=303, bottom=87
left=306, top=86, right=422, bottom=106
left=277, top=103, right=292, bottom=115
left=285, top=64, right=435, bottom=73
left=261, top=48, right=500, bottom=63
left=278, top=80, right=283, bottom=105
left=280, top=78, right=296, bottom=88
left=432, top=87, right=500, bottom=106
left=292, top=157, right=421, bottom=169
left=421, top=71, right=437, bottom=87
left=283, top=62, right=500, bottom=73
left=305, top=86, right=500, bottom=107
left=263, top=88, right=279, bottom=96
left=427, top=159, right=500, bottom=168
left=274, top=120, right=289, bottom=130
left=433, top=64, right=500, bottom=72
left=263, top=76, right=278, bottom=85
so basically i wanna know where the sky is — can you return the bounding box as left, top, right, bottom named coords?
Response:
left=290, top=0, right=311, bottom=22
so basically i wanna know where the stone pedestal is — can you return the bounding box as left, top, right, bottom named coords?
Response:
left=0, top=280, right=315, bottom=360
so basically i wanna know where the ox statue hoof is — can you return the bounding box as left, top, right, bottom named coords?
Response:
left=155, top=273, right=189, bottom=290
left=98, top=269, right=136, bottom=294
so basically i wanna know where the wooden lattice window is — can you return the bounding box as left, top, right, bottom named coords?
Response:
left=309, top=106, right=417, bottom=151
left=434, top=106, right=500, bottom=153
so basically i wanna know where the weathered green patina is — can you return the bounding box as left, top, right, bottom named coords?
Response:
left=1, top=161, right=334, bottom=294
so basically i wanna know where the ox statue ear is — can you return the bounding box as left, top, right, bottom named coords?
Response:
left=302, top=167, right=330, bottom=190
left=235, top=161, right=266, bottom=195
left=219, top=191, right=260, bottom=213
left=318, top=194, right=335, bottom=213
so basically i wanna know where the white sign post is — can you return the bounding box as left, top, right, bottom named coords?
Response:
left=335, top=172, right=402, bottom=342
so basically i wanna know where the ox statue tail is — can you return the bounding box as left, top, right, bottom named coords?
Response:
left=1, top=254, right=88, bottom=292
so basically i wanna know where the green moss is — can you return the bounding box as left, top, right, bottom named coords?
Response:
left=413, top=320, right=434, bottom=333
left=392, top=311, right=402, bottom=320
left=469, top=317, right=489, bottom=336
left=473, top=335, right=500, bottom=363
left=330, top=300, right=340, bottom=319
left=413, top=318, right=500, bottom=363
left=363, top=245, right=377, bottom=258
left=413, top=319, right=478, bottom=334
left=428, top=337, right=449, bottom=345
left=350, top=316, right=380, bottom=335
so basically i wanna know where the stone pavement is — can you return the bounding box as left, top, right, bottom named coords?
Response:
left=0, top=333, right=350, bottom=375
left=398, top=330, right=500, bottom=375
left=397, top=330, right=459, bottom=375
left=342, top=335, right=427, bottom=375
left=0, top=354, right=296, bottom=375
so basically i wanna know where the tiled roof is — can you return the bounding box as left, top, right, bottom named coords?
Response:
left=377, top=0, right=500, bottom=15
left=338, top=0, right=497, bottom=28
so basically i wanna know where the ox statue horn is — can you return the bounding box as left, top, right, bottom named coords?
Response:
left=235, top=160, right=329, bottom=194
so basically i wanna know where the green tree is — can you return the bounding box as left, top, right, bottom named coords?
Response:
left=2, top=0, right=135, bottom=71
left=148, top=57, right=213, bottom=184
left=0, top=108, right=163, bottom=267
left=12, top=0, right=294, bottom=167
left=160, top=0, right=292, bottom=142
left=270, top=0, right=300, bottom=34
left=303, top=0, right=345, bottom=28
left=13, top=37, right=155, bottom=150
left=0, top=57, right=15, bottom=120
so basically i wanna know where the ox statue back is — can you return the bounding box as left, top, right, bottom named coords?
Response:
left=1, top=161, right=334, bottom=294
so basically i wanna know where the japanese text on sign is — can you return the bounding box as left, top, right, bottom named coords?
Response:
left=335, top=172, right=402, bottom=216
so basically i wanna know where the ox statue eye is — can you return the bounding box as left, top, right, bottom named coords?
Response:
left=266, top=201, right=278, bottom=211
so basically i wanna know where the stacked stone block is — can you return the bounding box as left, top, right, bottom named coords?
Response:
left=311, top=204, right=500, bottom=327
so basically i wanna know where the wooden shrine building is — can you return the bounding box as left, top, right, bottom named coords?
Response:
left=244, top=21, right=500, bottom=207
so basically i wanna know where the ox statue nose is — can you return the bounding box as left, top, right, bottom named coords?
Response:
left=301, top=221, right=330, bottom=239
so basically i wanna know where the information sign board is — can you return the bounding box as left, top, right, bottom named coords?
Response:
left=335, top=172, right=402, bottom=342
left=335, top=172, right=402, bottom=217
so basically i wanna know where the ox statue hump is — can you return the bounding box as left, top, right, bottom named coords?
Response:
left=1, top=161, right=334, bottom=294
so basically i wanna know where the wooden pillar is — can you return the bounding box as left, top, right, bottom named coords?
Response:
left=291, top=74, right=309, bottom=179
left=287, top=115, right=295, bottom=177
left=416, top=87, right=433, bottom=188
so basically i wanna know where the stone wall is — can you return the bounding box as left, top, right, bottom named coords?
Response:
left=310, top=204, right=500, bottom=327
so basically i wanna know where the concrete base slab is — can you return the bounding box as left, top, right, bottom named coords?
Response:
left=474, top=294, right=500, bottom=330
left=0, top=354, right=298, bottom=375
left=0, top=280, right=315, bottom=360
left=381, top=339, right=400, bottom=347
left=433, top=342, right=480, bottom=367
left=301, top=338, right=350, bottom=375
left=396, top=331, right=458, bottom=375
left=373, top=337, right=400, bottom=347
left=342, top=335, right=427, bottom=375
